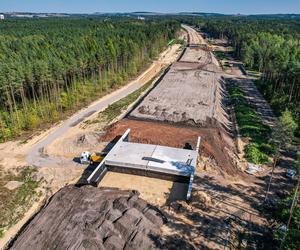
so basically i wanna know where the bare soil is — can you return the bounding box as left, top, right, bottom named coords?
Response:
left=9, top=185, right=167, bottom=250
left=180, top=47, right=219, bottom=69
left=130, top=27, right=230, bottom=131
left=100, top=172, right=188, bottom=206
left=130, top=64, right=230, bottom=128
left=158, top=173, right=271, bottom=249
left=182, top=24, right=205, bottom=45
left=101, top=119, right=237, bottom=176
left=0, top=42, right=185, bottom=247
left=2, top=26, right=284, bottom=250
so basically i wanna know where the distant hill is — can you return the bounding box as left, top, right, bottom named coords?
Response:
left=246, top=14, right=300, bottom=19
left=3, top=12, right=300, bottom=20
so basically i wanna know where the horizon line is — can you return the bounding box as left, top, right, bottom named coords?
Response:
left=2, top=11, right=300, bottom=15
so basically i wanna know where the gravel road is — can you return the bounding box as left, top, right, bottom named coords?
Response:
left=26, top=81, right=152, bottom=167
left=26, top=46, right=182, bottom=168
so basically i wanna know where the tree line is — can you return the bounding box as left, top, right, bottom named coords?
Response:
left=196, top=16, right=300, bottom=249
left=0, top=18, right=180, bottom=141
left=200, top=17, right=300, bottom=136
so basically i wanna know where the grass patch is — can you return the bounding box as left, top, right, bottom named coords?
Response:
left=168, top=38, right=186, bottom=46
left=85, top=73, right=159, bottom=126
left=228, top=83, right=274, bottom=164
left=0, top=166, right=40, bottom=238
left=214, top=51, right=229, bottom=60
left=98, top=76, right=156, bottom=123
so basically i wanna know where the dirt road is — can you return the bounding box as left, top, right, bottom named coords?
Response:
left=182, top=24, right=205, bottom=45
left=0, top=43, right=183, bottom=249
left=26, top=44, right=182, bottom=168
left=2, top=25, right=278, bottom=250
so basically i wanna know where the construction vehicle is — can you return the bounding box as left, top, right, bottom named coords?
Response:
left=80, top=151, right=106, bottom=165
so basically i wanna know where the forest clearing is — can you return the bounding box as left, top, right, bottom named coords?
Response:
left=0, top=13, right=299, bottom=250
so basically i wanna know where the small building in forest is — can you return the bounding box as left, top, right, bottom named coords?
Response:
left=0, top=15, right=4, bottom=20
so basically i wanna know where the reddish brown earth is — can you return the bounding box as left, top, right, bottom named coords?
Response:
left=101, top=119, right=237, bottom=176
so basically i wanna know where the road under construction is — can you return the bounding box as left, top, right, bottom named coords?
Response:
left=9, top=25, right=238, bottom=250
left=86, top=24, right=233, bottom=200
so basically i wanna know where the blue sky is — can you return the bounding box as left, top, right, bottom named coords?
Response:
left=1, top=0, right=299, bottom=14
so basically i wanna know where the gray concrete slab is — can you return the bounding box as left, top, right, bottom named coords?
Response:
left=105, top=142, right=155, bottom=170
left=88, top=129, right=199, bottom=200
left=105, top=140, right=196, bottom=177
left=148, top=145, right=197, bottom=176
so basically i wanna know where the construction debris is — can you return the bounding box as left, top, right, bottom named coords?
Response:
left=245, top=163, right=262, bottom=175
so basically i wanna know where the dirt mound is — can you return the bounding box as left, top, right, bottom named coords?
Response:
left=10, top=185, right=166, bottom=250
left=45, top=132, right=105, bottom=158
left=179, top=47, right=219, bottom=69
left=101, top=119, right=237, bottom=176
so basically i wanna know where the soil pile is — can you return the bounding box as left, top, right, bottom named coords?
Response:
left=10, top=185, right=166, bottom=250
left=180, top=47, right=219, bottom=69
left=44, top=132, right=106, bottom=158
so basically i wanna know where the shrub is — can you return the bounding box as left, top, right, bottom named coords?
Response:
left=244, top=143, right=269, bottom=164
left=25, top=112, right=40, bottom=130
left=279, top=109, right=298, bottom=138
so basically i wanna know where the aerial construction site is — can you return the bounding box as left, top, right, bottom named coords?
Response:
left=2, top=24, right=276, bottom=250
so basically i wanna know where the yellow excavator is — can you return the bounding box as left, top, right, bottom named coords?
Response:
left=80, top=151, right=106, bottom=164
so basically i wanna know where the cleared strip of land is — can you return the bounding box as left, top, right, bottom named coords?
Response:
left=130, top=32, right=230, bottom=129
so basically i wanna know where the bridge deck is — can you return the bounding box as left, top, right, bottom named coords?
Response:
left=87, top=129, right=200, bottom=200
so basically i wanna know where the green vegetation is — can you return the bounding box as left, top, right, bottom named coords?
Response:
left=228, top=83, right=272, bottom=164
left=199, top=17, right=300, bottom=137
left=168, top=38, right=186, bottom=46
left=279, top=110, right=299, bottom=139
left=0, top=167, right=40, bottom=237
left=92, top=74, right=158, bottom=124
left=214, top=50, right=233, bottom=61
left=0, top=18, right=180, bottom=141
left=202, top=16, right=300, bottom=249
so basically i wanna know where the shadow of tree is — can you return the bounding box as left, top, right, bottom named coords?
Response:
left=151, top=173, right=277, bottom=249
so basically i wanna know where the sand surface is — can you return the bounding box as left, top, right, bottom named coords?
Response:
left=130, top=27, right=230, bottom=129
left=130, top=64, right=229, bottom=127
left=100, top=172, right=188, bottom=206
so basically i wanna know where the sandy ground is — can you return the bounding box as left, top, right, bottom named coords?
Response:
left=159, top=173, right=269, bottom=249
left=0, top=25, right=286, bottom=250
left=130, top=64, right=230, bottom=128
left=100, top=172, right=188, bottom=206
left=130, top=25, right=231, bottom=130
left=99, top=27, right=282, bottom=249
left=179, top=47, right=219, bottom=69
left=155, top=35, right=288, bottom=250
left=182, top=24, right=205, bottom=45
